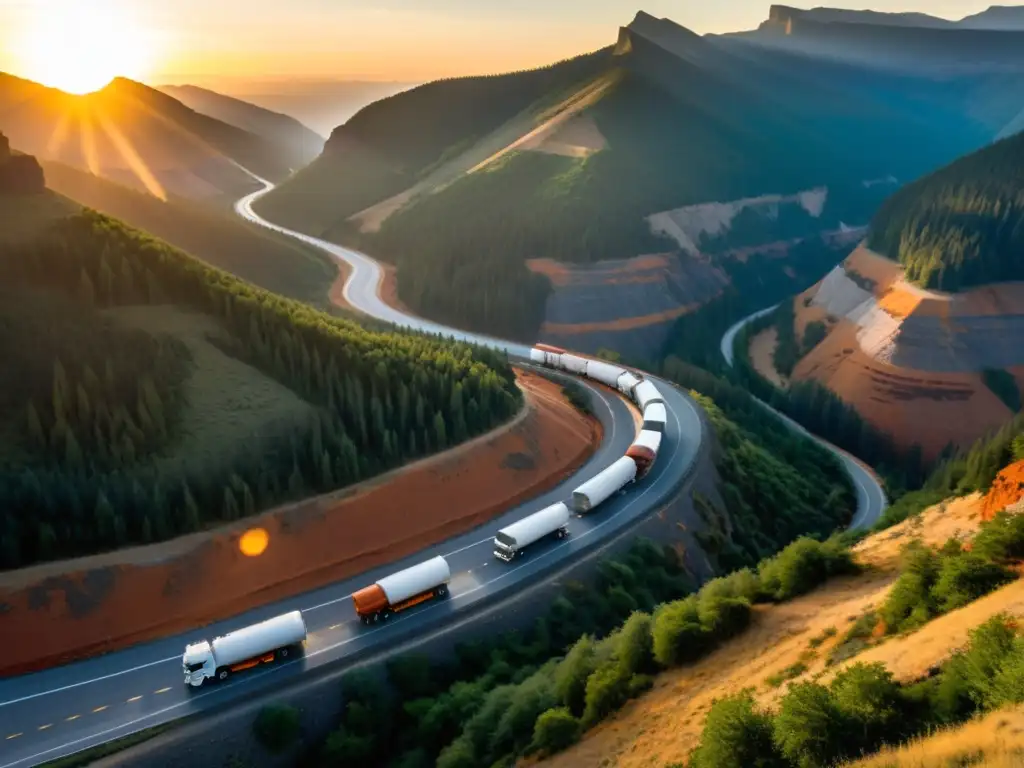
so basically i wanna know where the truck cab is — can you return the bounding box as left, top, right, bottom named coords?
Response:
left=493, top=532, right=518, bottom=562
left=182, top=641, right=215, bottom=687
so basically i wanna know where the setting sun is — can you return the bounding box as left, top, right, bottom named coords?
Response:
left=13, top=0, right=157, bottom=95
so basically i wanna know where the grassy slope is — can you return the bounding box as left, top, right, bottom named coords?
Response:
left=538, top=491, right=1023, bottom=768
left=41, top=160, right=340, bottom=310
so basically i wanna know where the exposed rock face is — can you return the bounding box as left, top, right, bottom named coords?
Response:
left=793, top=244, right=1024, bottom=458
left=529, top=253, right=729, bottom=361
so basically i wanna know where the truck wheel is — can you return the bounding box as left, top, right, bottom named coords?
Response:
left=436, top=585, right=448, bottom=598
left=276, top=647, right=290, bottom=660
left=380, top=609, right=392, bottom=621
left=217, top=668, right=230, bottom=682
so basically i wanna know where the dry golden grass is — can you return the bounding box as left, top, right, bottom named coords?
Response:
left=534, top=492, right=1023, bottom=768
left=845, top=705, right=1024, bottom=767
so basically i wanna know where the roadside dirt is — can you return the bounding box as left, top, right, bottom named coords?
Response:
left=982, top=460, right=1024, bottom=521
left=0, top=371, right=604, bottom=676
left=534, top=491, right=1019, bottom=768
left=748, top=327, right=788, bottom=389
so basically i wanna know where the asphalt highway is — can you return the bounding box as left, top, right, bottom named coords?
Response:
left=0, top=176, right=705, bottom=768
left=720, top=304, right=888, bottom=529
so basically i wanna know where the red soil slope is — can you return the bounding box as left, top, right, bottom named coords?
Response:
left=790, top=245, right=1020, bottom=460
left=983, top=460, right=1024, bottom=521
left=0, top=371, right=604, bottom=676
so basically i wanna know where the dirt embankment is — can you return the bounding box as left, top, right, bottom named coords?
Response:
left=0, top=371, right=603, bottom=677
left=535, top=491, right=1022, bottom=768
left=748, top=327, right=788, bottom=388
left=790, top=244, right=1024, bottom=460
left=982, top=459, right=1024, bottom=521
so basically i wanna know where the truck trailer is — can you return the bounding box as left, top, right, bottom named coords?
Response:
left=585, top=359, right=628, bottom=389
left=182, top=610, right=307, bottom=687
left=633, top=380, right=664, bottom=411
left=351, top=555, right=451, bottom=624
left=642, top=403, right=667, bottom=433
left=626, top=429, right=663, bottom=479
left=494, top=502, right=570, bottom=562
left=571, top=455, right=638, bottom=513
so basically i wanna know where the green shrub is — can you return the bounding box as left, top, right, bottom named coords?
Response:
left=581, top=662, right=632, bottom=727
left=880, top=540, right=940, bottom=633
left=253, top=704, right=301, bottom=754
left=829, top=662, right=903, bottom=755
left=972, top=510, right=1024, bottom=563
left=651, top=596, right=707, bottom=667
left=690, top=692, right=786, bottom=768
left=554, top=635, right=597, bottom=717
left=758, top=537, right=857, bottom=602
left=773, top=682, right=842, bottom=767
left=531, top=707, right=580, bottom=755
left=766, top=662, right=808, bottom=689
left=808, top=626, right=837, bottom=648
left=615, top=611, right=655, bottom=676
left=931, top=551, right=1013, bottom=613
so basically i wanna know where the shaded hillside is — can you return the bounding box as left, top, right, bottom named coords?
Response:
left=868, top=129, right=1024, bottom=291
left=0, top=152, right=520, bottom=570
left=41, top=159, right=338, bottom=309
left=740, top=7, right=1024, bottom=73
left=159, top=84, right=324, bottom=168
left=0, top=74, right=294, bottom=201
left=255, top=11, right=1020, bottom=345
left=0, top=131, right=44, bottom=194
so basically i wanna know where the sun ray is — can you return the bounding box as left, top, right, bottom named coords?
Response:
left=45, top=111, right=72, bottom=157
left=94, top=105, right=166, bottom=201
left=78, top=106, right=101, bottom=176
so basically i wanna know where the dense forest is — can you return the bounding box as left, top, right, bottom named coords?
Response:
left=868, top=129, right=1024, bottom=291
left=0, top=132, right=44, bottom=195
left=287, top=383, right=858, bottom=767
left=0, top=208, right=520, bottom=569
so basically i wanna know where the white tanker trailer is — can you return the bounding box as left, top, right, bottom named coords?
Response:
left=571, top=456, right=638, bottom=513
left=183, top=610, right=307, bottom=687
left=494, top=502, right=571, bottom=562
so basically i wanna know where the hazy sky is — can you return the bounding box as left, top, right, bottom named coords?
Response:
left=0, top=0, right=1004, bottom=85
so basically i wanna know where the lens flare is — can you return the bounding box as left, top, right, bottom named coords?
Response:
left=239, top=528, right=270, bottom=557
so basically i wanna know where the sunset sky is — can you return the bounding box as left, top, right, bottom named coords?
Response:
left=0, top=0, right=1003, bottom=87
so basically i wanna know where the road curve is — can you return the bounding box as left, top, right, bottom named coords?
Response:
left=720, top=305, right=888, bottom=529
left=0, top=177, right=706, bottom=768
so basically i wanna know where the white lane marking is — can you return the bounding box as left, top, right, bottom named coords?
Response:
left=1, top=390, right=695, bottom=768
left=126, top=696, right=142, bottom=704
left=0, top=377, right=624, bottom=706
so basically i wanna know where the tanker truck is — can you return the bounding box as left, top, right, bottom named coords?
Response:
left=182, top=610, right=307, bottom=687
left=570, top=455, right=638, bottom=513
left=351, top=555, right=451, bottom=624
left=493, top=502, right=571, bottom=562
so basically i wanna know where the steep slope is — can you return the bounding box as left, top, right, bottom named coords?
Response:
left=537, top=455, right=1024, bottom=768
left=0, top=145, right=521, bottom=571
left=158, top=84, right=324, bottom=168
left=40, top=158, right=338, bottom=308
left=257, top=11, right=1018, bottom=352
left=748, top=132, right=1024, bottom=460
left=0, top=74, right=295, bottom=201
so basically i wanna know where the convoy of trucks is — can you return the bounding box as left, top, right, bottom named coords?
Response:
left=493, top=502, right=571, bottom=561
left=350, top=555, right=451, bottom=623
left=182, top=610, right=308, bottom=687
left=182, top=346, right=670, bottom=683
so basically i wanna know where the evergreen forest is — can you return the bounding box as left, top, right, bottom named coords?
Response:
left=0, top=208, right=521, bottom=570
left=868, top=129, right=1024, bottom=291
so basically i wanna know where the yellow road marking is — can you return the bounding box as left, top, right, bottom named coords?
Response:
left=6, top=733, right=22, bottom=740
left=329, top=624, right=341, bottom=630
left=127, top=695, right=143, bottom=703
left=65, top=715, right=80, bottom=722
left=92, top=705, right=108, bottom=713
left=154, top=687, right=171, bottom=694
left=38, top=724, right=52, bottom=731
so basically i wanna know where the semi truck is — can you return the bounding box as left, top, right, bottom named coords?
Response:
left=633, top=380, right=664, bottom=411
left=571, top=455, right=638, bottom=513
left=494, top=502, right=570, bottom=562
left=182, top=610, right=307, bottom=687
left=351, top=555, right=451, bottom=624
left=642, top=403, right=667, bottom=433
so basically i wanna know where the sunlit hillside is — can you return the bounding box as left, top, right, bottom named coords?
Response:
left=0, top=73, right=296, bottom=202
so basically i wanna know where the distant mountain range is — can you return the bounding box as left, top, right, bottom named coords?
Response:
left=254, top=9, right=1024, bottom=356
left=734, top=4, right=1024, bottom=72
left=763, top=3, right=1024, bottom=30
left=158, top=84, right=325, bottom=169
left=0, top=74, right=297, bottom=202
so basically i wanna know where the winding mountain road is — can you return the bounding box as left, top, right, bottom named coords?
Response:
left=720, top=305, right=888, bottom=529
left=0, top=176, right=705, bottom=768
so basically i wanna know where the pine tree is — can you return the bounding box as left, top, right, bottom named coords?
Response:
left=64, top=428, right=84, bottom=470
left=433, top=411, right=447, bottom=451
left=181, top=482, right=201, bottom=532
left=76, top=383, right=92, bottom=427
left=242, top=482, right=256, bottom=516
left=320, top=450, right=334, bottom=489
left=288, top=462, right=304, bottom=498
left=223, top=487, right=240, bottom=520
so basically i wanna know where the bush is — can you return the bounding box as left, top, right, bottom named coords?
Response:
left=531, top=707, right=580, bottom=754
left=773, top=682, right=842, bottom=767
left=615, top=611, right=655, bottom=676
left=931, top=551, right=1012, bottom=613
left=758, top=537, right=857, bottom=602
left=690, top=692, right=786, bottom=768
left=554, top=635, right=597, bottom=716
left=253, top=704, right=301, bottom=754
left=880, top=540, right=940, bottom=633
left=651, top=596, right=707, bottom=667
left=972, top=510, right=1024, bottom=563
left=829, top=662, right=903, bottom=755
left=581, top=662, right=632, bottom=726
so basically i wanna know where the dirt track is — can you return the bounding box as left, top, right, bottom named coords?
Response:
left=0, top=371, right=602, bottom=676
